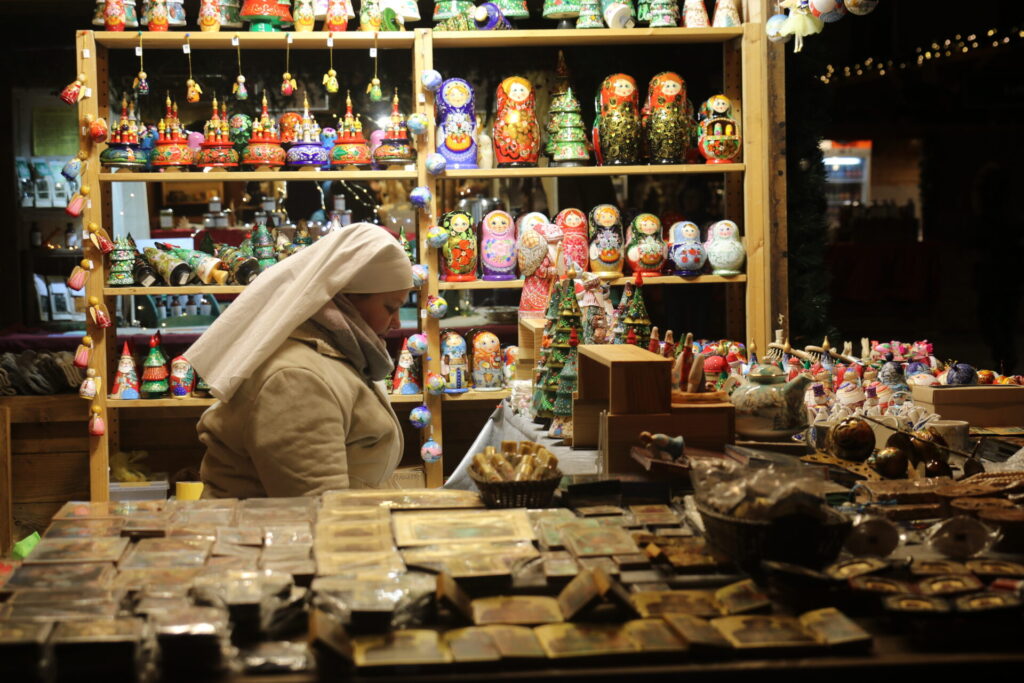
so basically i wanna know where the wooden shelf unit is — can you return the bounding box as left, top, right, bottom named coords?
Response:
left=76, top=8, right=779, bottom=499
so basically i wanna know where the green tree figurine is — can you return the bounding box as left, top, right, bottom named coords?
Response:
left=614, top=271, right=652, bottom=347
left=549, top=327, right=580, bottom=439
left=107, top=236, right=135, bottom=286
left=546, top=87, right=590, bottom=167
left=140, top=332, right=169, bottom=399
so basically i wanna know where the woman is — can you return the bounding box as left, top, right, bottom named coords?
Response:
left=185, top=223, right=413, bottom=498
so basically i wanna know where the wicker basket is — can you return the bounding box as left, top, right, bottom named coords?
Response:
left=697, top=502, right=851, bottom=571
left=470, top=471, right=561, bottom=509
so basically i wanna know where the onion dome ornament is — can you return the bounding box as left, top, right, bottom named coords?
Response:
left=242, top=93, right=286, bottom=169
left=420, top=69, right=443, bottom=93
left=331, top=92, right=372, bottom=168
left=410, top=186, right=433, bottom=209
left=425, top=372, right=447, bottom=395
left=152, top=94, right=194, bottom=170
left=286, top=93, right=329, bottom=170
left=196, top=95, right=240, bottom=168
left=101, top=96, right=146, bottom=170
left=373, top=90, right=416, bottom=166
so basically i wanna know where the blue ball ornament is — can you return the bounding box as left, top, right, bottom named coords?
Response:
left=410, top=405, right=432, bottom=429
left=765, top=14, right=791, bottom=43
left=421, top=69, right=443, bottom=93
left=407, top=113, right=430, bottom=136
left=425, top=153, right=447, bottom=176
left=426, top=225, right=451, bottom=248
left=409, top=186, right=433, bottom=209
left=425, top=372, right=447, bottom=395
left=408, top=333, right=429, bottom=356
left=411, top=263, right=429, bottom=287
left=420, top=438, right=442, bottom=463
left=427, top=295, right=449, bottom=318
left=946, top=363, right=978, bottom=386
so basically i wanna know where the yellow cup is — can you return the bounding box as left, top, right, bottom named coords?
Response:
left=176, top=481, right=204, bottom=501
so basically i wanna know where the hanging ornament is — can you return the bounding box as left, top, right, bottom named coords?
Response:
left=87, top=223, right=115, bottom=254
left=66, top=184, right=90, bottom=218
left=83, top=114, right=108, bottom=144
left=282, top=34, right=297, bottom=96
left=89, top=406, right=106, bottom=436
left=185, top=35, right=203, bottom=103
left=133, top=33, right=149, bottom=97
left=407, top=112, right=429, bottom=136
left=426, top=225, right=450, bottom=247
left=845, top=0, right=877, bottom=16
left=420, top=438, right=442, bottom=463
left=74, top=336, right=94, bottom=369
left=88, top=297, right=113, bottom=328
left=410, top=186, right=433, bottom=209
left=425, top=153, right=447, bottom=175
left=425, top=373, right=447, bottom=395
left=62, top=152, right=88, bottom=182
left=366, top=33, right=383, bottom=102
left=67, top=259, right=95, bottom=292
left=199, top=0, right=223, bottom=31
left=408, top=333, right=429, bottom=356
left=809, top=0, right=847, bottom=22
left=411, top=263, right=429, bottom=287
left=778, top=0, right=824, bottom=52
left=410, top=404, right=432, bottom=428
left=426, top=295, right=448, bottom=318
left=59, top=74, right=89, bottom=105
left=766, top=13, right=791, bottom=42
left=234, top=39, right=249, bottom=100
left=323, top=34, right=340, bottom=93
left=79, top=369, right=101, bottom=400
left=420, top=69, right=443, bottom=93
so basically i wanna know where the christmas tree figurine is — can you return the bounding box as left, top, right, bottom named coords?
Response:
left=531, top=277, right=565, bottom=419
left=546, top=87, right=590, bottom=167
left=617, top=271, right=652, bottom=348
left=543, top=0, right=581, bottom=28
left=251, top=216, right=277, bottom=271
left=110, top=341, right=140, bottom=400
left=538, top=273, right=583, bottom=421
left=493, top=0, right=529, bottom=21
left=648, top=0, right=678, bottom=27
left=576, top=0, right=603, bottom=27
left=637, top=0, right=652, bottom=23
left=549, top=327, right=580, bottom=440
left=433, top=0, right=474, bottom=23
left=107, top=236, right=135, bottom=286
left=140, top=333, right=169, bottom=399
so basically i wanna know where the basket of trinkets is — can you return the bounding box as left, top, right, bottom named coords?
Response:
left=469, top=440, right=562, bottom=509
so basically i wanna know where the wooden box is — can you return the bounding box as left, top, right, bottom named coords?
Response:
left=599, top=404, right=735, bottom=474
left=576, top=345, right=672, bottom=415
left=911, top=385, right=1024, bottom=427
left=516, top=318, right=546, bottom=381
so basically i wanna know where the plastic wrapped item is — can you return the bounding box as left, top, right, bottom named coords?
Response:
left=52, top=617, right=144, bottom=681
left=216, top=526, right=264, bottom=547
left=317, top=506, right=391, bottom=523
left=8, top=588, right=124, bottom=605
left=23, top=537, right=130, bottom=565
left=133, top=596, right=194, bottom=619
left=53, top=500, right=166, bottom=520
left=924, top=516, right=1002, bottom=559
left=0, top=620, right=53, bottom=682
left=165, top=525, right=218, bottom=541
left=844, top=515, right=903, bottom=557
left=207, top=556, right=261, bottom=571
left=314, top=551, right=406, bottom=577
left=170, top=506, right=238, bottom=527
left=113, top=567, right=202, bottom=593
left=2, top=600, right=122, bottom=622
left=155, top=606, right=232, bottom=676
left=313, top=573, right=436, bottom=633
left=43, top=519, right=125, bottom=538
left=690, top=458, right=835, bottom=522
left=210, top=541, right=262, bottom=561
left=240, top=497, right=317, bottom=525
left=263, top=523, right=314, bottom=547
left=4, top=563, right=117, bottom=591
left=240, top=641, right=313, bottom=674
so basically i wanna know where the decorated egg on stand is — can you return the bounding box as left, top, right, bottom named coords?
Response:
left=425, top=372, right=447, bottom=395
left=427, top=295, right=449, bottom=318
left=765, top=13, right=791, bottom=42
left=407, top=333, right=429, bottom=356
left=810, top=0, right=847, bottom=22
left=411, top=263, right=429, bottom=287
left=407, top=113, right=430, bottom=136
left=410, top=186, right=433, bottom=209
left=421, top=69, right=443, bottom=92
left=946, top=363, right=978, bottom=385
left=420, top=438, right=442, bottom=463
left=427, top=225, right=451, bottom=248
left=845, top=0, right=878, bottom=16
left=410, top=404, right=432, bottom=428
left=425, top=153, right=447, bottom=175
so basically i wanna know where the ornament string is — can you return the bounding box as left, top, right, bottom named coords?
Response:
left=286, top=36, right=291, bottom=81
left=186, top=36, right=194, bottom=84
left=137, top=32, right=144, bottom=75
left=237, top=40, right=242, bottom=79
left=329, top=33, right=334, bottom=74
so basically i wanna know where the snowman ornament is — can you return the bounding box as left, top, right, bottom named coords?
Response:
left=704, top=220, right=745, bottom=276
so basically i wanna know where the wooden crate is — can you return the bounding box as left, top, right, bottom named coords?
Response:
left=911, top=385, right=1024, bottom=427
left=576, top=344, right=672, bottom=415
left=516, top=317, right=546, bottom=380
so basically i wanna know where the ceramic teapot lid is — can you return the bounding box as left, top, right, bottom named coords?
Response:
left=747, top=364, right=785, bottom=384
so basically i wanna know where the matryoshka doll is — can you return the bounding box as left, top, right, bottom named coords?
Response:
left=472, top=330, right=504, bottom=391
left=587, top=204, right=624, bottom=280
left=554, top=208, right=588, bottom=274
left=704, top=220, right=746, bottom=276
left=668, top=221, right=707, bottom=276
left=517, top=213, right=561, bottom=318
left=641, top=72, right=692, bottom=165
left=593, top=73, right=640, bottom=166
left=493, top=76, right=540, bottom=168
left=625, top=212, right=667, bottom=277
left=169, top=355, right=195, bottom=398
left=435, top=78, right=478, bottom=170
left=392, top=339, right=422, bottom=394
left=480, top=210, right=517, bottom=281
left=440, top=210, right=478, bottom=282
left=440, top=330, right=470, bottom=393
left=697, top=94, right=742, bottom=164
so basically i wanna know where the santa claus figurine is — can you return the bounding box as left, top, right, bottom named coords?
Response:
left=169, top=355, right=196, bottom=398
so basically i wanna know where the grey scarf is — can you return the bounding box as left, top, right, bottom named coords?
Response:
left=310, top=293, right=394, bottom=383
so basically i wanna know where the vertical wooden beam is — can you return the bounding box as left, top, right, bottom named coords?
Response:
left=0, top=407, right=12, bottom=554
left=78, top=31, right=109, bottom=502
left=722, top=38, right=745, bottom=342
left=413, top=29, right=443, bottom=488
left=766, top=21, right=790, bottom=344
left=740, top=17, right=773, bottom=358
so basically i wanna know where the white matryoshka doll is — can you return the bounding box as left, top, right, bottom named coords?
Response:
left=668, top=221, right=707, bottom=276
left=625, top=212, right=667, bottom=277
left=471, top=330, right=504, bottom=390
left=587, top=203, right=624, bottom=280
left=704, top=219, right=745, bottom=276
left=440, top=329, right=470, bottom=393
left=480, top=209, right=517, bottom=281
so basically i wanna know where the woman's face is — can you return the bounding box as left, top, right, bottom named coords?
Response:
left=350, top=289, right=409, bottom=337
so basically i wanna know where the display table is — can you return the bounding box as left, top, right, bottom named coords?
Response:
left=444, top=400, right=602, bottom=491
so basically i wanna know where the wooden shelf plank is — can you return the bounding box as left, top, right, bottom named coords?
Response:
left=389, top=393, right=425, bottom=404
left=441, top=164, right=743, bottom=179
left=432, top=27, right=744, bottom=48
left=93, top=31, right=416, bottom=50
left=99, top=170, right=417, bottom=183
left=442, top=389, right=511, bottom=401
left=108, top=398, right=215, bottom=408
left=609, top=274, right=747, bottom=285
left=104, top=286, right=246, bottom=296
left=438, top=280, right=524, bottom=290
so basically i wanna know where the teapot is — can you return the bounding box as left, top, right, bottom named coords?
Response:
left=730, top=364, right=813, bottom=440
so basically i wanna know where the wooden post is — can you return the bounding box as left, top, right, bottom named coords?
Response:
left=413, top=29, right=443, bottom=488
left=0, top=406, right=12, bottom=554
left=78, top=31, right=109, bottom=502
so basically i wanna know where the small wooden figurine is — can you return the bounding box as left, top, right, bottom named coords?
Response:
left=472, top=331, right=505, bottom=390
left=554, top=208, right=589, bottom=273
left=436, top=78, right=478, bottom=169
left=494, top=76, right=540, bottom=167
left=441, top=330, right=471, bottom=393
left=79, top=369, right=101, bottom=400
left=104, top=0, right=128, bottom=31
left=625, top=212, right=667, bottom=276
left=198, top=0, right=222, bottom=31
left=392, top=339, right=422, bottom=394
left=518, top=214, right=561, bottom=318
left=668, top=221, right=707, bottom=276
left=593, top=73, right=640, bottom=166
left=587, top=204, right=624, bottom=280
left=704, top=219, right=745, bottom=275
left=480, top=210, right=517, bottom=281
left=440, top=210, right=478, bottom=282
left=110, top=342, right=141, bottom=400
left=169, top=355, right=195, bottom=398
left=88, top=406, right=105, bottom=436
left=325, top=0, right=355, bottom=31
left=641, top=72, right=693, bottom=165
left=697, top=94, right=741, bottom=164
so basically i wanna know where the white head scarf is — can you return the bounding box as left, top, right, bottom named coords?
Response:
left=185, top=223, right=413, bottom=402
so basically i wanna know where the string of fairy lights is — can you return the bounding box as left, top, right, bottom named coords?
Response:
left=817, top=24, right=1024, bottom=84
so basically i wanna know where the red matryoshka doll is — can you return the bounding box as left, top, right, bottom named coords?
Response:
left=471, top=330, right=504, bottom=390
left=554, top=208, right=588, bottom=274
left=493, top=76, right=540, bottom=168
left=641, top=71, right=694, bottom=165
left=440, top=210, right=478, bottom=282
left=480, top=210, right=517, bottom=281
left=625, top=212, right=667, bottom=276
left=169, top=355, right=195, bottom=398
left=593, top=73, right=640, bottom=166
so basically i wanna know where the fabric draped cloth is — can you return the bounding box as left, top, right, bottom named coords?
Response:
left=185, top=222, right=413, bottom=403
